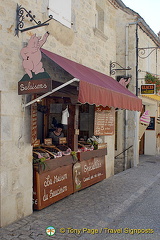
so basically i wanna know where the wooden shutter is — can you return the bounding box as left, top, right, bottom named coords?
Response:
left=48, top=0, right=71, bottom=28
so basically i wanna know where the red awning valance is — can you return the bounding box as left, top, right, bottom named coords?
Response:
left=41, top=48, right=142, bottom=111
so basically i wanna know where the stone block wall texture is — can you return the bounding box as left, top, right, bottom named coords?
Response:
left=114, top=8, right=137, bottom=171
left=115, top=6, right=160, bottom=171
left=0, top=0, right=34, bottom=227
left=0, top=0, right=118, bottom=226
left=1, top=0, right=159, bottom=227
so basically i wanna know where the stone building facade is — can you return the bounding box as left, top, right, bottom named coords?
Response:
left=113, top=2, right=160, bottom=173
left=0, top=0, right=120, bottom=227
left=0, top=0, right=158, bottom=227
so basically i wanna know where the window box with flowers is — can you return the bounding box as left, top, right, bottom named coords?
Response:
left=145, top=73, right=160, bottom=94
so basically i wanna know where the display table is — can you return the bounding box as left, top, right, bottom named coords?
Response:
left=33, top=148, right=107, bottom=210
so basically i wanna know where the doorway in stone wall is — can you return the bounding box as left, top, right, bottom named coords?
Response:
left=139, top=105, right=145, bottom=155
left=139, top=134, right=145, bottom=155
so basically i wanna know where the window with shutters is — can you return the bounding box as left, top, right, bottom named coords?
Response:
left=48, top=0, right=72, bottom=28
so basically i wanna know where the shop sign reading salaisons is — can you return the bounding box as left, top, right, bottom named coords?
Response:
left=18, top=78, right=52, bottom=95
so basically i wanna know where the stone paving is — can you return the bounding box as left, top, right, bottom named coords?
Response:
left=0, top=155, right=160, bottom=240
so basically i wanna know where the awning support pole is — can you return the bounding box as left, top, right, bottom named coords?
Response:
left=24, top=78, right=80, bottom=108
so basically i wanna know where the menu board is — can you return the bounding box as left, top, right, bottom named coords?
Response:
left=146, top=117, right=155, bottom=130
left=94, top=106, right=114, bottom=136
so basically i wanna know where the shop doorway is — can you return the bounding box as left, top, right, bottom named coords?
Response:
left=139, top=105, right=145, bottom=155
left=139, top=134, right=145, bottom=155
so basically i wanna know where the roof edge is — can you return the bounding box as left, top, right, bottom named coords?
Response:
left=113, top=0, right=160, bottom=46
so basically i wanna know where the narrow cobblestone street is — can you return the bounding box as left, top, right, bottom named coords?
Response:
left=0, top=155, right=160, bottom=240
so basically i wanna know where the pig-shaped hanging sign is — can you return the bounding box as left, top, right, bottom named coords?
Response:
left=18, top=32, right=52, bottom=95
left=21, top=32, right=49, bottom=78
left=118, top=77, right=131, bottom=88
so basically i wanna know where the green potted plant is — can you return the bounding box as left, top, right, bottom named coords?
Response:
left=33, top=152, right=50, bottom=171
left=145, top=73, right=160, bottom=93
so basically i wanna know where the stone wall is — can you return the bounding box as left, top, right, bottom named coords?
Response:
left=0, top=0, right=34, bottom=226
left=0, top=0, right=118, bottom=226
left=115, top=5, right=160, bottom=172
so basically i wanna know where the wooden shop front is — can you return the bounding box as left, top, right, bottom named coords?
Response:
left=17, top=36, right=142, bottom=211
left=32, top=93, right=109, bottom=210
left=31, top=80, right=117, bottom=210
left=31, top=50, right=141, bottom=210
left=33, top=147, right=107, bottom=210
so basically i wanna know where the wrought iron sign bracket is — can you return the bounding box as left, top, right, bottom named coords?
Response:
left=138, top=47, right=160, bottom=59
left=110, top=61, right=131, bottom=75
left=15, top=4, right=53, bottom=36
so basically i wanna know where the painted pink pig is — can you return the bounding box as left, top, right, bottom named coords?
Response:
left=119, top=77, right=131, bottom=88
left=20, top=32, right=49, bottom=78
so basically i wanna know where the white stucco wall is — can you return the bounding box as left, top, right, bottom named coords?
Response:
left=104, top=135, right=115, bottom=178
left=144, top=103, right=157, bottom=155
